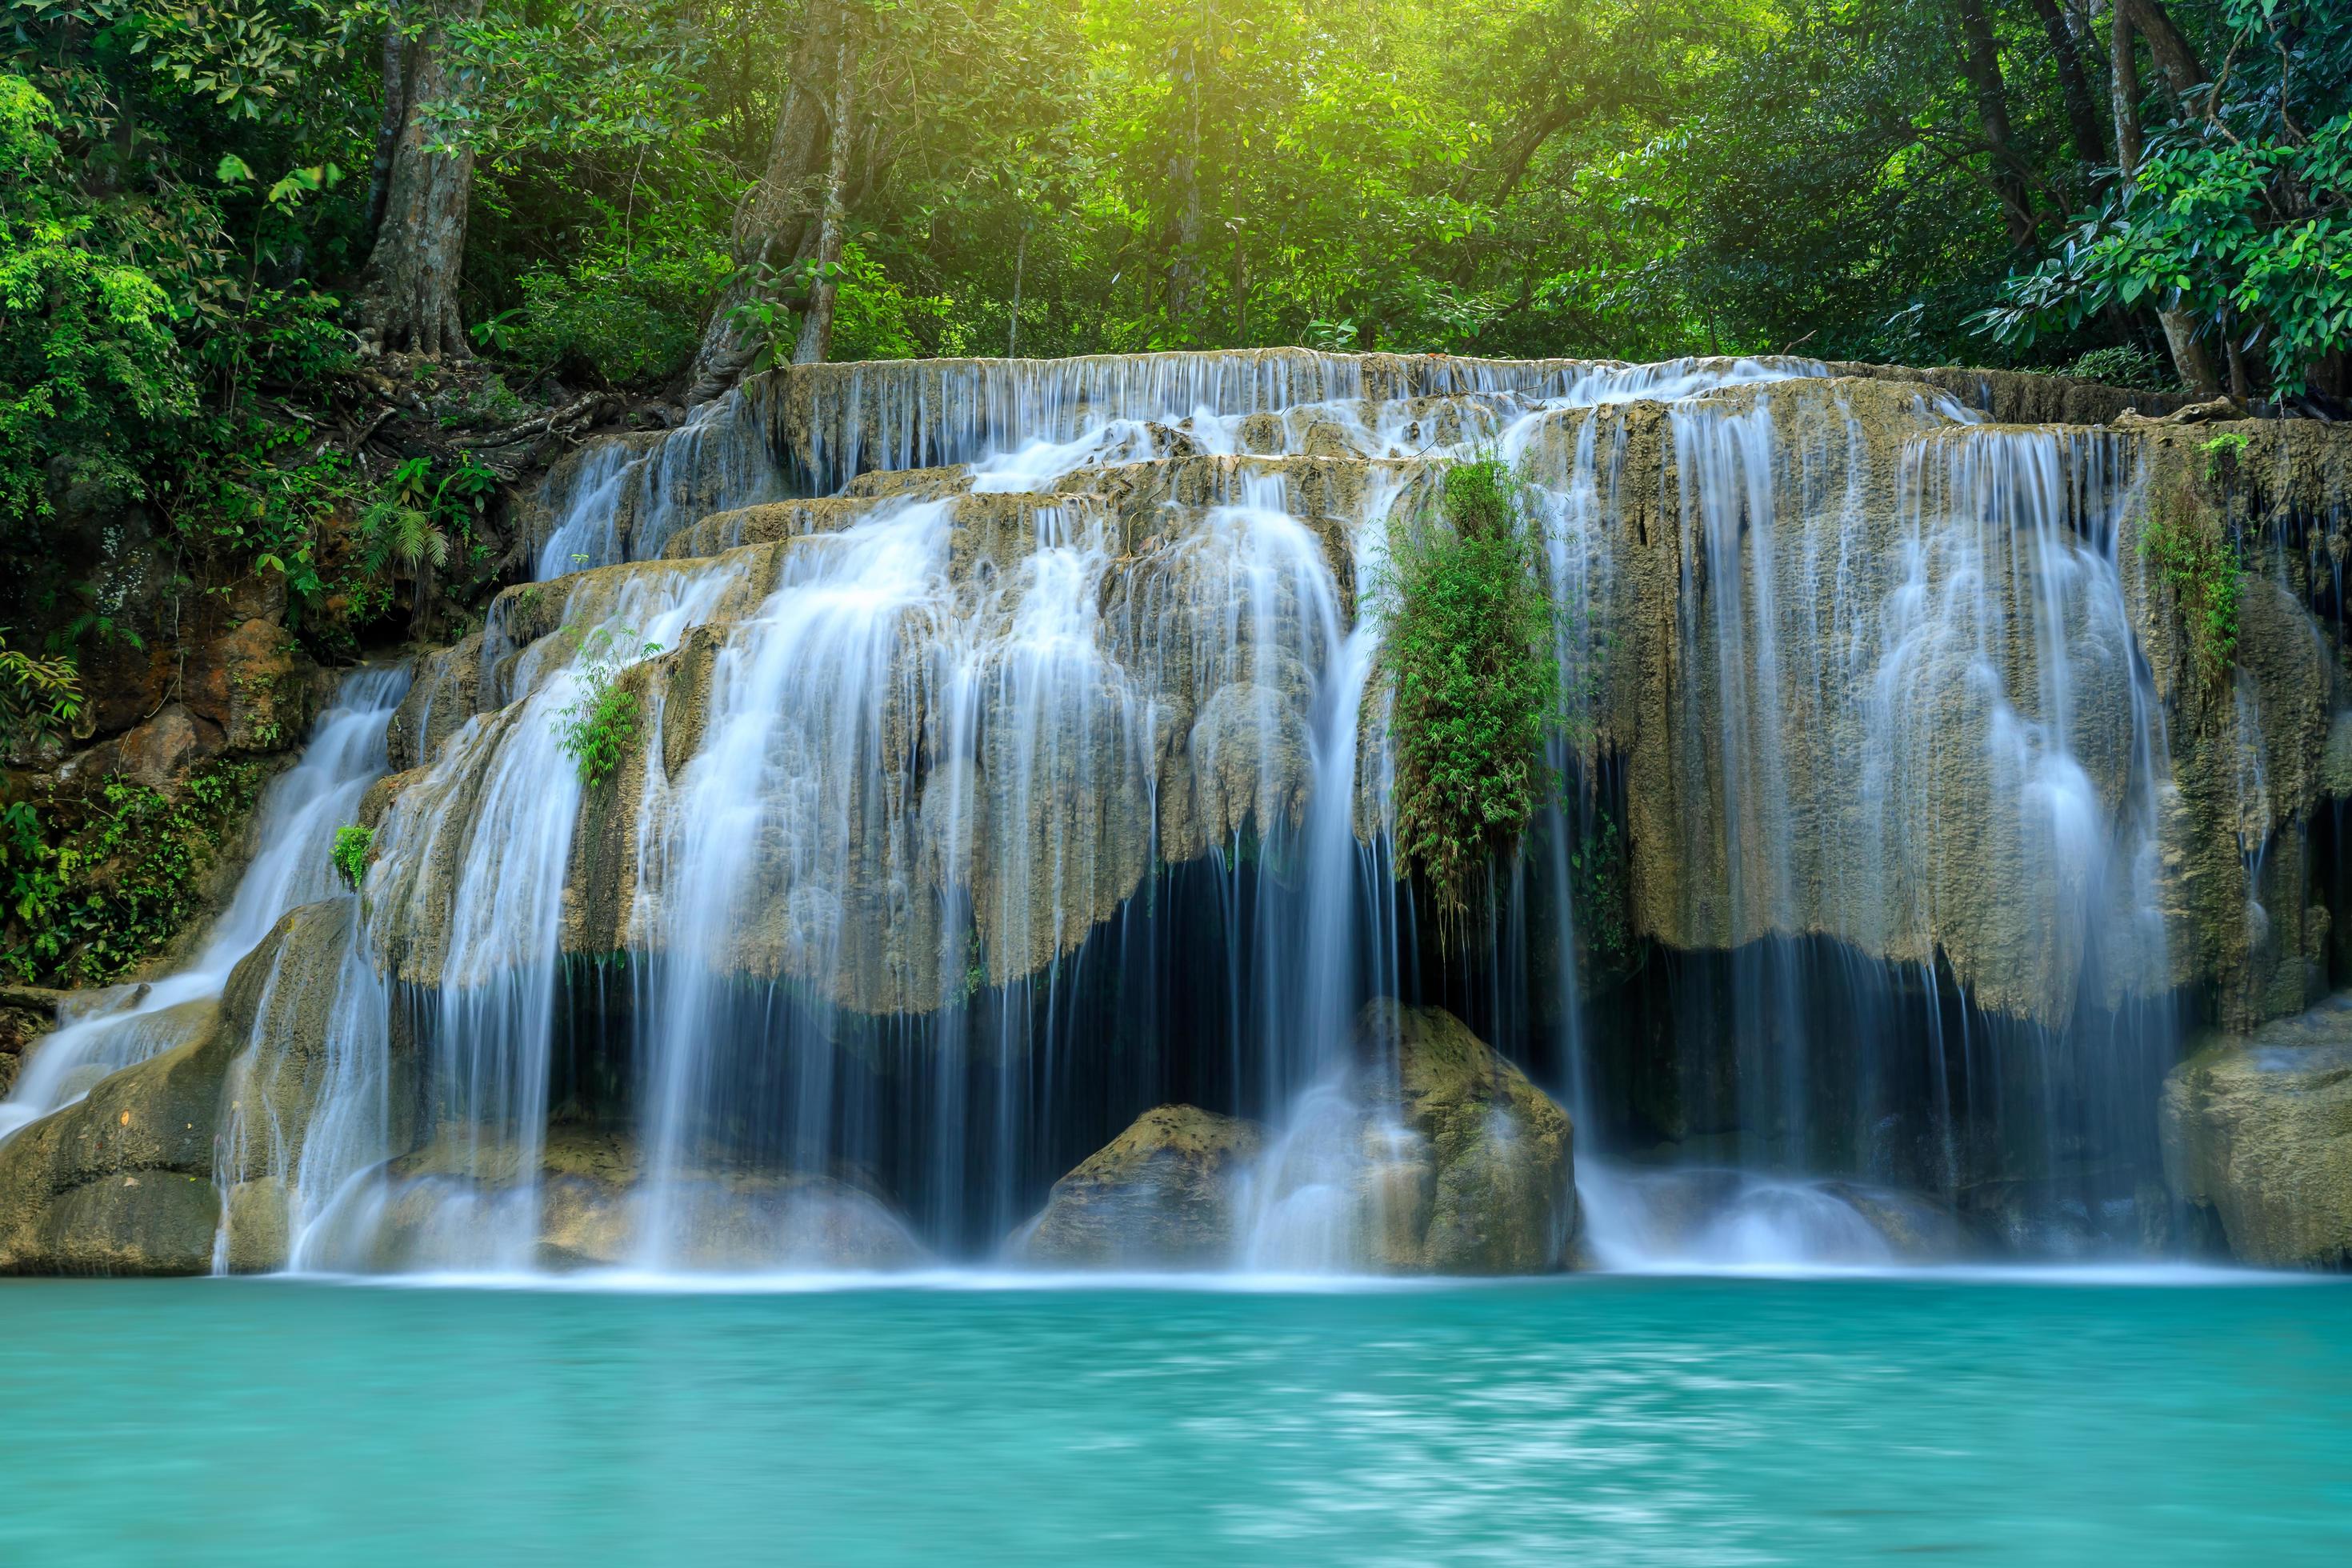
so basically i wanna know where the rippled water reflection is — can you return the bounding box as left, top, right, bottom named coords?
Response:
left=2, top=1276, right=2346, bottom=1564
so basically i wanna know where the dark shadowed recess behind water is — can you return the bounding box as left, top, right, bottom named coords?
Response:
left=2, top=1275, right=2348, bottom=1566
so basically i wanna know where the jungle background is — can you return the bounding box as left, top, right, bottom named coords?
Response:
left=0, top=0, right=2345, bottom=993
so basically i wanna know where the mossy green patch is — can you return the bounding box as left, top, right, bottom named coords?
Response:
left=1379, top=458, right=1558, bottom=938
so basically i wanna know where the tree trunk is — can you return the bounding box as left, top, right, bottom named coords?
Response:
left=1007, top=222, right=1027, bottom=357
left=684, top=0, right=843, bottom=401
left=2107, top=6, right=2143, bottom=173
left=352, top=0, right=481, bottom=359
left=2027, top=0, right=2108, bottom=176
left=2110, top=10, right=2222, bottom=396
left=2118, top=0, right=2206, bottom=103
left=363, top=8, right=416, bottom=248
left=792, top=28, right=858, bottom=366
left=1165, top=17, right=1207, bottom=335
left=1953, top=0, right=2035, bottom=247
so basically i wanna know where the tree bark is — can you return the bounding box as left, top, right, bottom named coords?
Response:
left=363, top=7, right=416, bottom=248
left=2118, top=0, right=2206, bottom=103
left=2026, top=0, right=2108, bottom=175
left=2108, top=8, right=2143, bottom=172
left=792, top=27, right=858, bottom=366
left=1164, top=30, right=1205, bottom=335
left=685, top=0, right=844, bottom=401
left=352, top=0, right=481, bottom=359
left=2110, top=10, right=2222, bottom=396
left=1953, top=0, right=2036, bottom=247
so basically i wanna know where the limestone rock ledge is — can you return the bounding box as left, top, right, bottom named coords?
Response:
left=2162, top=994, right=2352, bottom=1269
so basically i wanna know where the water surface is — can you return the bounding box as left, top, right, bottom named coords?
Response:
left=3, top=1274, right=2346, bottom=1564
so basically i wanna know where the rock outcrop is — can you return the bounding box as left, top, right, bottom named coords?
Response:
left=1022, top=1005, right=1578, bottom=1274
left=312, top=1126, right=926, bottom=1273
left=1014, top=1104, right=1262, bottom=1268
left=1338, top=1001, right=1578, bottom=1273
left=2162, top=995, right=2352, bottom=1269
left=0, top=898, right=362, bottom=1274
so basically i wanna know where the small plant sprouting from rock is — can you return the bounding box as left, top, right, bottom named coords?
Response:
left=2202, top=429, right=2251, bottom=484
left=1379, top=456, right=1558, bottom=940
left=556, top=626, right=663, bottom=790
left=2140, top=514, right=2243, bottom=680
left=330, top=824, right=373, bottom=890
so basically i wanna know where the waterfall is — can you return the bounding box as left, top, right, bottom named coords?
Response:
left=0, top=667, right=410, bottom=1142
left=24, top=348, right=2279, bottom=1276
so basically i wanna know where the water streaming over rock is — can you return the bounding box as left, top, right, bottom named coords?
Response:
left=0, top=668, right=410, bottom=1143
left=23, top=350, right=2340, bottom=1276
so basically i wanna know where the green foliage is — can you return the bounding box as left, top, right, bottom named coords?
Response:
left=1978, top=1, right=2352, bottom=396
left=1380, top=458, right=1558, bottom=935
left=329, top=822, right=372, bottom=890
left=2141, top=513, right=2243, bottom=681
left=359, top=453, right=498, bottom=581
left=2203, top=430, right=2251, bottom=483
left=2062, top=346, right=2176, bottom=392
left=0, top=73, right=194, bottom=532
left=1, top=758, right=264, bottom=987
left=502, top=228, right=730, bottom=385
left=1567, top=808, right=1632, bottom=976
left=555, top=625, right=661, bottom=789
left=0, top=628, right=81, bottom=756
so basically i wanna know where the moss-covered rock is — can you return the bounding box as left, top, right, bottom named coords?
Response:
left=1350, top=1000, right=1577, bottom=1273
left=2162, top=995, right=2352, bottom=1269
left=1014, top=1104, right=1262, bottom=1268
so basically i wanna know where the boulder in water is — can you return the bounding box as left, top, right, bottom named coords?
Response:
left=1014, top=1104, right=1263, bottom=1268
left=0, top=1018, right=233, bottom=1274
left=1352, top=1001, right=1578, bottom=1272
left=331, top=1126, right=929, bottom=1274
left=2162, top=998, right=2352, bottom=1269
left=1244, top=1003, right=1577, bottom=1274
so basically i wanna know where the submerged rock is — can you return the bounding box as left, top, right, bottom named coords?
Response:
left=2162, top=996, right=2352, bottom=1269
left=1014, top=1104, right=1262, bottom=1268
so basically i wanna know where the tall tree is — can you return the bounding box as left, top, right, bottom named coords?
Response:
left=793, top=20, right=860, bottom=364
left=1952, top=0, right=2035, bottom=248
left=2106, top=2, right=2222, bottom=395
left=685, top=0, right=848, bottom=399
left=353, top=0, right=485, bottom=358
left=2025, top=0, right=2107, bottom=177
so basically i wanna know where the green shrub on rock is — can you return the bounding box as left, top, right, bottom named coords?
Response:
left=1380, top=458, right=1558, bottom=937
left=329, top=824, right=372, bottom=890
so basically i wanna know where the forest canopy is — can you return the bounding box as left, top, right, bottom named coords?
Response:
left=0, top=0, right=2346, bottom=665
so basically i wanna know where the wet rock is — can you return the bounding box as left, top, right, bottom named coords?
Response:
left=385, top=636, right=482, bottom=771
left=1014, top=1105, right=1262, bottom=1268
left=0, top=898, right=366, bottom=1275
left=337, top=1126, right=927, bottom=1273
left=0, top=1019, right=234, bottom=1274
left=2162, top=995, right=2352, bottom=1269
left=1351, top=1001, right=1578, bottom=1273
left=1815, top=1182, right=1974, bottom=1260
left=1246, top=1004, right=1577, bottom=1274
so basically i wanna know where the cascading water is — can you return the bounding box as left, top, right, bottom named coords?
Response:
left=0, top=668, right=410, bottom=1142
left=21, top=348, right=2286, bottom=1278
